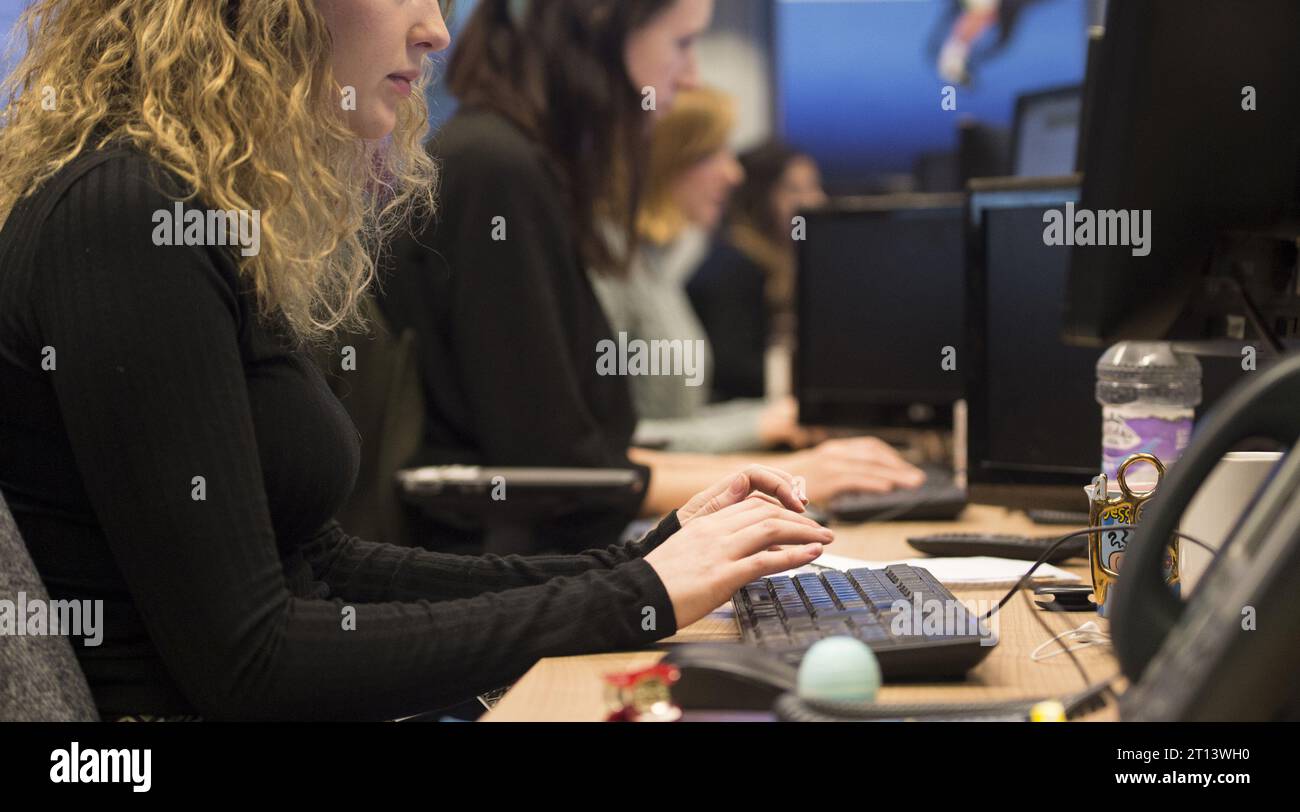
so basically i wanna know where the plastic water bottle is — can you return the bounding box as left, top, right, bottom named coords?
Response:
left=1096, top=342, right=1202, bottom=483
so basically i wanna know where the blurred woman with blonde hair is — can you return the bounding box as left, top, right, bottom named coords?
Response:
left=591, top=87, right=924, bottom=492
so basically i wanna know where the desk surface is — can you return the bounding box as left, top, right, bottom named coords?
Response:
left=484, top=505, right=1120, bottom=722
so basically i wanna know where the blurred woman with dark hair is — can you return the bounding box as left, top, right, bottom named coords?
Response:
left=379, top=0, right=722, bottom=552
left=379, top=0, right=917, bottom=554
left=687, top=141, right=827, bottom=403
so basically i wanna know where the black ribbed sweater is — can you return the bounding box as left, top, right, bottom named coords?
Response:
left=0, top=145, right=678, bottom=721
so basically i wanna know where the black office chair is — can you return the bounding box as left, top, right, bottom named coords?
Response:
left=0, top=490, right=100, bottom=721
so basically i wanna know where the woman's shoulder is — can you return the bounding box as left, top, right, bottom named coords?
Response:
left=16, top=143, right=244, bottom=308
left=434, top=107, right=555, bottom=183
left=29, top=143, right=190, bottom=220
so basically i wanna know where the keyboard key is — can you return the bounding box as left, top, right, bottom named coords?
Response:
left=856, top=625, right=889, bottom=642
left=732, top=565, right=994, bottom=679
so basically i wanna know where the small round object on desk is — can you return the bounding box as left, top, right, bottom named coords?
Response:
left=796, top=636, right=881, bottom=703
left=1030, top=700, right=1067, bottom=722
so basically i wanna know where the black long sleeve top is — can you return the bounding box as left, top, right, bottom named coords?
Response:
left=686, top=238, right=770, bottom=402
left=0, top=144, right=678, bottom=721
left=378, top=108, right=649, bottom=553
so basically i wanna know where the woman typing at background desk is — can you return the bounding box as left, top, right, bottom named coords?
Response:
left=590, top=85, right=797, bottom=454
left=380, top=0, right=923, bottom=556
left=0, top=0, right=830, bottom=722
left=591, top=86, right=923, bottom=489
left=688, top=141, right=829, bottom=404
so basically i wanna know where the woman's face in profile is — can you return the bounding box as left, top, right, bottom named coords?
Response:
left=772, top=157, right=827, bottom=233
left=316, top=0, right=451, bottom=140
left=673, top=147, right=744, bottom=232
left=625, top=0, right=714, bottom=114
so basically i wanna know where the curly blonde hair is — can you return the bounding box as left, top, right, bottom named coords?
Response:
left=0, top=0, right=437, bottom=341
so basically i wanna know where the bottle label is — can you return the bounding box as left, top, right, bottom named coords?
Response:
left=1101, top=408, right=1193, bottom=480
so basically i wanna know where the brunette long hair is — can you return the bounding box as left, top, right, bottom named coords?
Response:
left=446, top=0, right=674, bottom=272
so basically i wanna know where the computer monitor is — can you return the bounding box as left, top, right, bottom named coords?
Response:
left=967, top=177, right=1250, bottom=511
left=966, top=178, right=1094, bottom=509
left=1063, top=0, right=1300, bottom=349
left=796, top=196, right=965, bottom=429
left=958, top=120, right=1011, bottom=186
left=1010, top=85, right=1082, bottom=177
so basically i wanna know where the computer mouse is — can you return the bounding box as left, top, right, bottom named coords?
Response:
left=660, top=643, right=798, bottom=711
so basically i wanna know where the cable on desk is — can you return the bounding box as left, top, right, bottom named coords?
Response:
left=978, top=524, right=1215, bottom=622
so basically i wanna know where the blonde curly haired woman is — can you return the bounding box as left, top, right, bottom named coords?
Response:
left=0, top=0, right=828, bottom=721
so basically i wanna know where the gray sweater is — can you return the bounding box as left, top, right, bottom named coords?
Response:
left=590, top=230, right=767, bottom=453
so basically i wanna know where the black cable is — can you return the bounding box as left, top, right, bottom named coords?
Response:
left=1226, top=273, right=1286, bottom=355
left=773, top=675, right=1119, bottom=721
left=773, top=523, right=1212, bottom=721
left=988, top=524, right=1212, bottom=711
left=1015, top=526, right=1215, bottom=691
left=979, top=524, right=1215, bottom=622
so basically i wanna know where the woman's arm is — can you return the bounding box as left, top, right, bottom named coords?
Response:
left=634, top=448, right=773, bottom=515
left=300, top=510, right=680, bottom=603
left=35, top=159, right=676, bottom=720
left=633, top=436, right=928, bottom=515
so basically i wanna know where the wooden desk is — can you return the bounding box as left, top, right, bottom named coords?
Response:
left=484, top=505, right=1119, bottom=721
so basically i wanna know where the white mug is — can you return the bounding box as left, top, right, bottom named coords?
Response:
left=1179, top=451, right=1284, bottom=592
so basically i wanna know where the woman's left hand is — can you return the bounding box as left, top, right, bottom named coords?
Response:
left=677, top=464, right=808, bottom=526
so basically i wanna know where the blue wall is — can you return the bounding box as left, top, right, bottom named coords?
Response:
left=776, top=0, right=1087, bottom=191
left=0, top=0, right=28, bottom=81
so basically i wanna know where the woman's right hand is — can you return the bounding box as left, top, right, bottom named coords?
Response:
left=645, top=495, right=833, bottom=629
left=783, top=437, right=926, bottom=502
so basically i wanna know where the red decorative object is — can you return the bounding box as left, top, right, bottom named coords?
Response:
left=603, top=663, right=682, bottom=722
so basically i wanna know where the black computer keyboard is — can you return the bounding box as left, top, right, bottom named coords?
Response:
left=732, top=564, right=995, bottom=680
left=827, top=465, right=967, bottom=522
left=906, top=532, right=1087, bottom=563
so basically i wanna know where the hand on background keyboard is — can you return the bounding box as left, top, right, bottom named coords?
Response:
left=784, top=437, right=926, bottom=502
left=649, top=488, right=833, bottom=629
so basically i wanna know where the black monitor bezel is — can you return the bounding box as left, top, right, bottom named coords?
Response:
left=965, top=176, right=1095, bottom=507
left=795, top=194, right=966, bottom=428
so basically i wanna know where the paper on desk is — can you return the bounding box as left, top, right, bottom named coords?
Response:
left=812, top=552, right=1080, bottom=586
left=709, top=551, right=1078, bottom=617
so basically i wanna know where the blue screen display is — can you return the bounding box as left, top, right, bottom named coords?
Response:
left=776, top=0, right=1088, bottom=192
